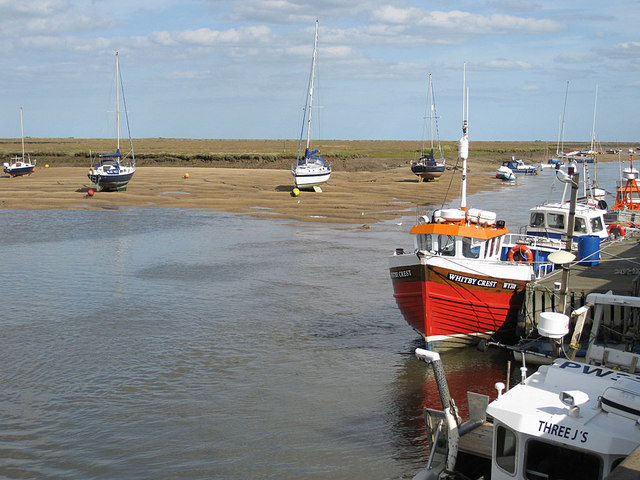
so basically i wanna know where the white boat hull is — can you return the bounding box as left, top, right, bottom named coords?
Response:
left=292, top=162, right=331, bottom=188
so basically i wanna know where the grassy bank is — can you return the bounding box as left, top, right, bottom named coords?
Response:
left=0, top=138, right=636, bottom=171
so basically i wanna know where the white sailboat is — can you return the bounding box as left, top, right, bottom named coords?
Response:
left=291, top=20, right=331, bottom=190
left=3, top=107, right=36, bottom=177
left=88, top=52, right=136, bottom=191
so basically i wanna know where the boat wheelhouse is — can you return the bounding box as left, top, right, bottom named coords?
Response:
left=527, top=202, right=608, bottom=241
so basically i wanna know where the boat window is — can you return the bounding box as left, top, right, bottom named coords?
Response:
left=574, top=217, right=587, bottom=233
left=438, top=235, right=455, bottom=256
left=417, top=234, right=433, bottom=251
left=485, top=238, right=494, bottom=258
left=495, top=425, right=517, bottom=474
left=548, top=213, right=565, bottom=229
left=530, top=212, right=544, bottom=227
left=462, top=237, right=482, bottom=259
left=524, top=439, right=601, bottom=480
left=590, top=216, right=603, bottom=233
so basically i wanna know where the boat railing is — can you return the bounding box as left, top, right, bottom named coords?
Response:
left=502, top=233, right=563, bottom=278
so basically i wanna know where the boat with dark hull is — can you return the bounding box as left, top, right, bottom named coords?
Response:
left=88, top=52, right=135, bottom=192
left=3, top=107, right=36, bottom=178
left=411, top=74, right=445, bottom=182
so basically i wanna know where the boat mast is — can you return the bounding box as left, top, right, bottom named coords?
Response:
left=19, top=107, right=25, bottom=161
left=429, top=74, right=434, bottom=153
left=304, top=20, right=319, bottom=155
left=459, top=63, right=469, bottom=211
left=558, top=81, right=569, bottom=156
left=116, top=51, right=120, bottom=154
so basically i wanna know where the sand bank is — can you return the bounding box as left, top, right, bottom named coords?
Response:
left=1, top=165, right=501, bottom=224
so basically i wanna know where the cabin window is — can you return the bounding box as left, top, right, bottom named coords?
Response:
left=524, top=439, right=601, bottom=479
left=437, top=235, right=455, bottom=256
left=574, top=217, right=587, bottom=233
left=548, top=213, right=565, bottom=229
left=417, top=234, right=432, bottom=251
left=530, top=212, right=544, bottom=227
left=462, top=237, right=482, bottom=259
left=485, top=238, right=494, bottom=258
left=590, top=217, right=603, bottom=233
left=495, top=425, right=517, bottom=474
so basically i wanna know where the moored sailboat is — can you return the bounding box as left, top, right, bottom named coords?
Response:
left=3, top=107, right=36, bottom=177
left=291, top=20, right=331, bottom=190
left=88, top=52, right=135, bottom=192
left=411, top=74, right=446, bottom=182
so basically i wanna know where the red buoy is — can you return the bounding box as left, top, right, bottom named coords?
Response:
left=88, top=189, right=95, bottom=197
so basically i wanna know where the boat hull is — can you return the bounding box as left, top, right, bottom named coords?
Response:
left=88, top=170, right=135, bottom=191
left=292, top=162, right=331, bottom=188
left=389, top=260, right=528, bottom=350
left=411, top=164, right=445, bottom=181
left=4, top=164, right=35, bottom=177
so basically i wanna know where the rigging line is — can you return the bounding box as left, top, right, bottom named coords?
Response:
left=440, top=156, right=461, bottom=209
left=118, top=65, right=135, bottom=164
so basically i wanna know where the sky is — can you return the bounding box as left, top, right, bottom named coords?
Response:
left=1, top=0, right=639, bottom=143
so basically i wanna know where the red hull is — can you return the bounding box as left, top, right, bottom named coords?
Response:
left=390, top=263, right=527, bottom=349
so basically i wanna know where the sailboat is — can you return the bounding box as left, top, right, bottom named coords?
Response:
left=291, top=20, right=331, bottom=190
left=88, top=52, right=136, bottom=192
left=411, top=74, right=446, bottom=182
left=3, top=107, right=36, bottom=177
left=389, top=65, right=538, bottom=350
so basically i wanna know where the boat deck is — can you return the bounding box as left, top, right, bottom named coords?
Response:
left=459, top=422, right=493, bottom=459
left=522, top=234, right=640, bottom=330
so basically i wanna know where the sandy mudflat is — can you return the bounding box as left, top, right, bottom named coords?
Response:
left=0, top=165, right=500, bottom=225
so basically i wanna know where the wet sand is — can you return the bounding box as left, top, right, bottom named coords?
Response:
left=1, top=165, right=501, bottom=224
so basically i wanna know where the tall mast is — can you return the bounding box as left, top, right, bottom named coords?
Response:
left=19, top=107, right=25, bottom=161
left=116, top=52, right=120, bottom=153
left=459, top=63, right=469, bottom=211
left=558, top=81, right=569, bottom=155
left=305, top=20, right=318, bottom=153
left=590, top=85, right=598, bottom=153
left=428, top=74, right=434, bottom=151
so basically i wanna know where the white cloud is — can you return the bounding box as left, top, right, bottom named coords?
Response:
left=150, top=26, right=274, bottom=47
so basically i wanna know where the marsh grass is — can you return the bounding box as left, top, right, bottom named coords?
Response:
left=0, top=138, right=636, bottom=171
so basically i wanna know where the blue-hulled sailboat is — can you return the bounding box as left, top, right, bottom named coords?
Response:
left=3, top=107, right=36, bottom=177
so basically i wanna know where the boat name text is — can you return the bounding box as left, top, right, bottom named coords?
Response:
left=558, top=360, right=640, bottom=381
left=447, top=273, right=518, bottom=290
left=391, top=269, right=412, bottom=279
left=537, top=421, right=588, bottom=443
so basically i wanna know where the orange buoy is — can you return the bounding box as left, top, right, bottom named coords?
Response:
left=184, top=173, right=190, bottom=179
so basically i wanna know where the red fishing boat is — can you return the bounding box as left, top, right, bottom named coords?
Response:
left=389, top=67, right=535, bottom=350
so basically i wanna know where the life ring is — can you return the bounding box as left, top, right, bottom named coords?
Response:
left=508, top=244, right=533, bottom=264
left=608, top=223, right=626, bottom=240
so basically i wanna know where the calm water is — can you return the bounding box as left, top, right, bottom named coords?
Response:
left=0, top=161, right=622, bottom=479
